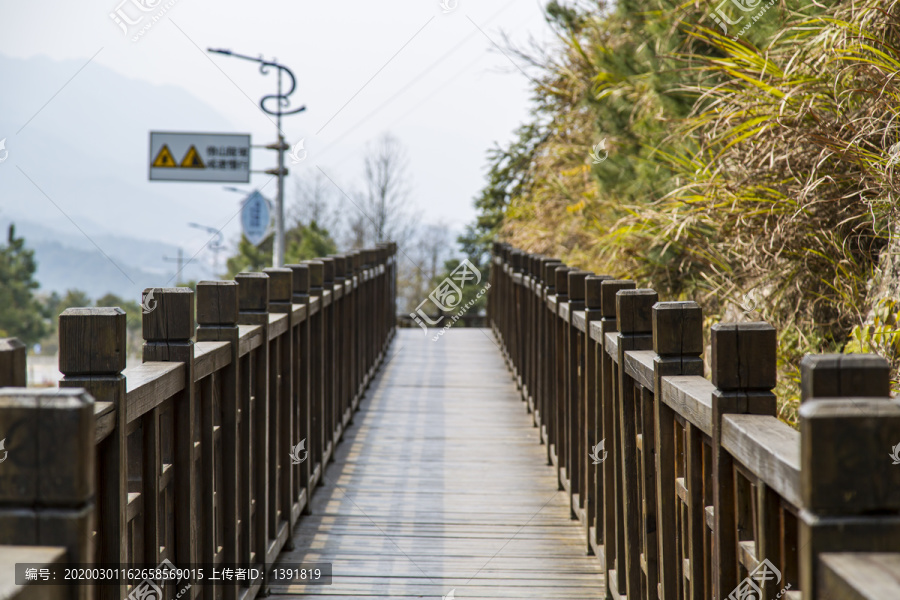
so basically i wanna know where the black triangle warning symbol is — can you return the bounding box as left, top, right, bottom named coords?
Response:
left=180, top=145, right=206, bottom=169
left=152, top=144, right=177, bottom=168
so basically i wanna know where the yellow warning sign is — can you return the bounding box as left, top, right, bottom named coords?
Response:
left=151, top=144, right=177, bottom=168
left=149, top=132, right=249, bottom=182
left=180, top=145, right=206, bottom=169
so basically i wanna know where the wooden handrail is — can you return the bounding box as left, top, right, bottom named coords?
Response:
left=721, top=414, right=801, bottom=507
left=818, top=553, right=900, bottom=598
left=490, top=242, right=900, bottom=600
left=0, top=243, right=398, bottom=600
left=124, top=362, right=185, bottom=424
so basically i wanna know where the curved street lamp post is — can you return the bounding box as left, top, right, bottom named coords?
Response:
left=207, top=48, right=306, bottom=267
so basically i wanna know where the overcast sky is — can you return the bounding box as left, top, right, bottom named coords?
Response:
left=1, top=0, right=554, bottom=257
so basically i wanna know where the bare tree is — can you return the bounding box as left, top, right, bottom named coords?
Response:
left=346, top=211, right=367, bottom=250
left=291, top=171, right=341, bottom=234
left=351, top=133, right=419, bottom=248
left=414, top=222, right=451, bottom=293
left=342, top=133, right=426, bottom=315
left=396, top=221, right=457, bottom=316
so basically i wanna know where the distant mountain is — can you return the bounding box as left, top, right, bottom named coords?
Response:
left=0, top=53, right=245, bottom=297
left=0, top=216, right=209, bottom=299
left=30, top=239, right=177, bottom=300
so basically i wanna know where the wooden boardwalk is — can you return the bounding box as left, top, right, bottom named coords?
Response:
left=270, top=328, right=605, bottom=599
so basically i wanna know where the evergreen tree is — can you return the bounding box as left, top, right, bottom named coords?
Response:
left=226, top=220, right=338, bottom=278
left=0, top=225, right=47, bottom=345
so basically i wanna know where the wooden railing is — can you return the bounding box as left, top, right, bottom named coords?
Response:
left=0, top=244, right=397, bottom=600
left=489, top=242, right=900, bottom=600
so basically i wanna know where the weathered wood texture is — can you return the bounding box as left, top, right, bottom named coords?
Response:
left=0, top=389, right=95, bottom=600
left=4, top=238, right=899, bottom=599
left=490, top=242, right=900, bottom=600
left=818, top=553, right=900, bottom=600
left=269, top=329, right=605, bottom=599
left=0, top=338, right=26, bottom=387
left=0, top=243, right=397, bottom=600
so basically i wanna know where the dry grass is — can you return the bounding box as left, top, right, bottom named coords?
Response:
left=494, top=0, right=900, bottom=426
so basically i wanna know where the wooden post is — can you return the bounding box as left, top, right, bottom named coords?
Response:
left=488, top=242, right=499, bottom=325
left=799, top=353, right=890, bottom=402
left=142, top=288, right=197, bottom=596
left=329, top=255, right=349, bottom=434
left=614, top=289, right=657, bottom=600
left=195, top=280, right=240, bottom=600
left=583, top=274, right=612, bottom=557
left=509, top=249, right=524, bottom=387
left=347, top=251, right=361, bottom=408
left=234, top=272, right=271, bottom=570
left=493, top=246, right=506, bottom=352
left=530, top=255, right=545, bottom=414
left=360, top=251, right=372, bottom=379
left=263, top=267, right=294, bottom=549
left=598, top=279, right=634, bottom=600
left=335, top=255, right=352, bottom=420
left=798, top=353, right=900, bottom=599
left=0, top=338, right=26, bottom=386
left=567, top=269, right=589, bottom=517
left=388, top=242, right=398, bottom=345
left=287, top=263, right=312, bottom=514
left=553, top=265, right=573, bottom=486
left=348, top=252, right=363, bottom=402
left=709, top=322, right=777, bottom=600
left=370, top=247, right=381, bottom=361
left=320, top=257, right=336, bottom=462
left=381, top=245, right=389, bottom=348
left=524, top=254, right=541, bottom=416
left=539, top=259, right=562, bottom=464
left=370, top=248, right=380, bottom=359
left=502, top=246, right=514, bottom=358
left=304, top=261, right=325, bottom=485
left=58, top=307, right=126, bottom=600
left=377, top=247, right=386, bottom=357
left=652, top=301, right=704, bottom=600
left=0, top=388, right=95, bottom=600
left=534, top=257, right=558, bottom=430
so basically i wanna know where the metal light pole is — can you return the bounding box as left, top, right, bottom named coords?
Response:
left=163, top=248, right=185, bottom=284
left=188, top=222, right=225, bottom=278
left=207, top=48, right=306, bottom=268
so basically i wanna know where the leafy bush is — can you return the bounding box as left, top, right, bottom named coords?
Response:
left=470, top=0, right=900, bottom=425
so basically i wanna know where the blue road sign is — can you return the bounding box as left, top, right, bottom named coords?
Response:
left=241, top=191, right=272, bottom=246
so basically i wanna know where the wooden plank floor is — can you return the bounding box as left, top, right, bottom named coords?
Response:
left=270, top=328, right=604, bottom=599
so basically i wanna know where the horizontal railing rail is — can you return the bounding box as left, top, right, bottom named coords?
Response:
left=489, top=242, right=900, bottom=600
left=0, top=244, right=397, bottom=600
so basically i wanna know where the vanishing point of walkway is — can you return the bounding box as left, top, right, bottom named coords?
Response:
left=269, top=328, right=605, bottom=599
